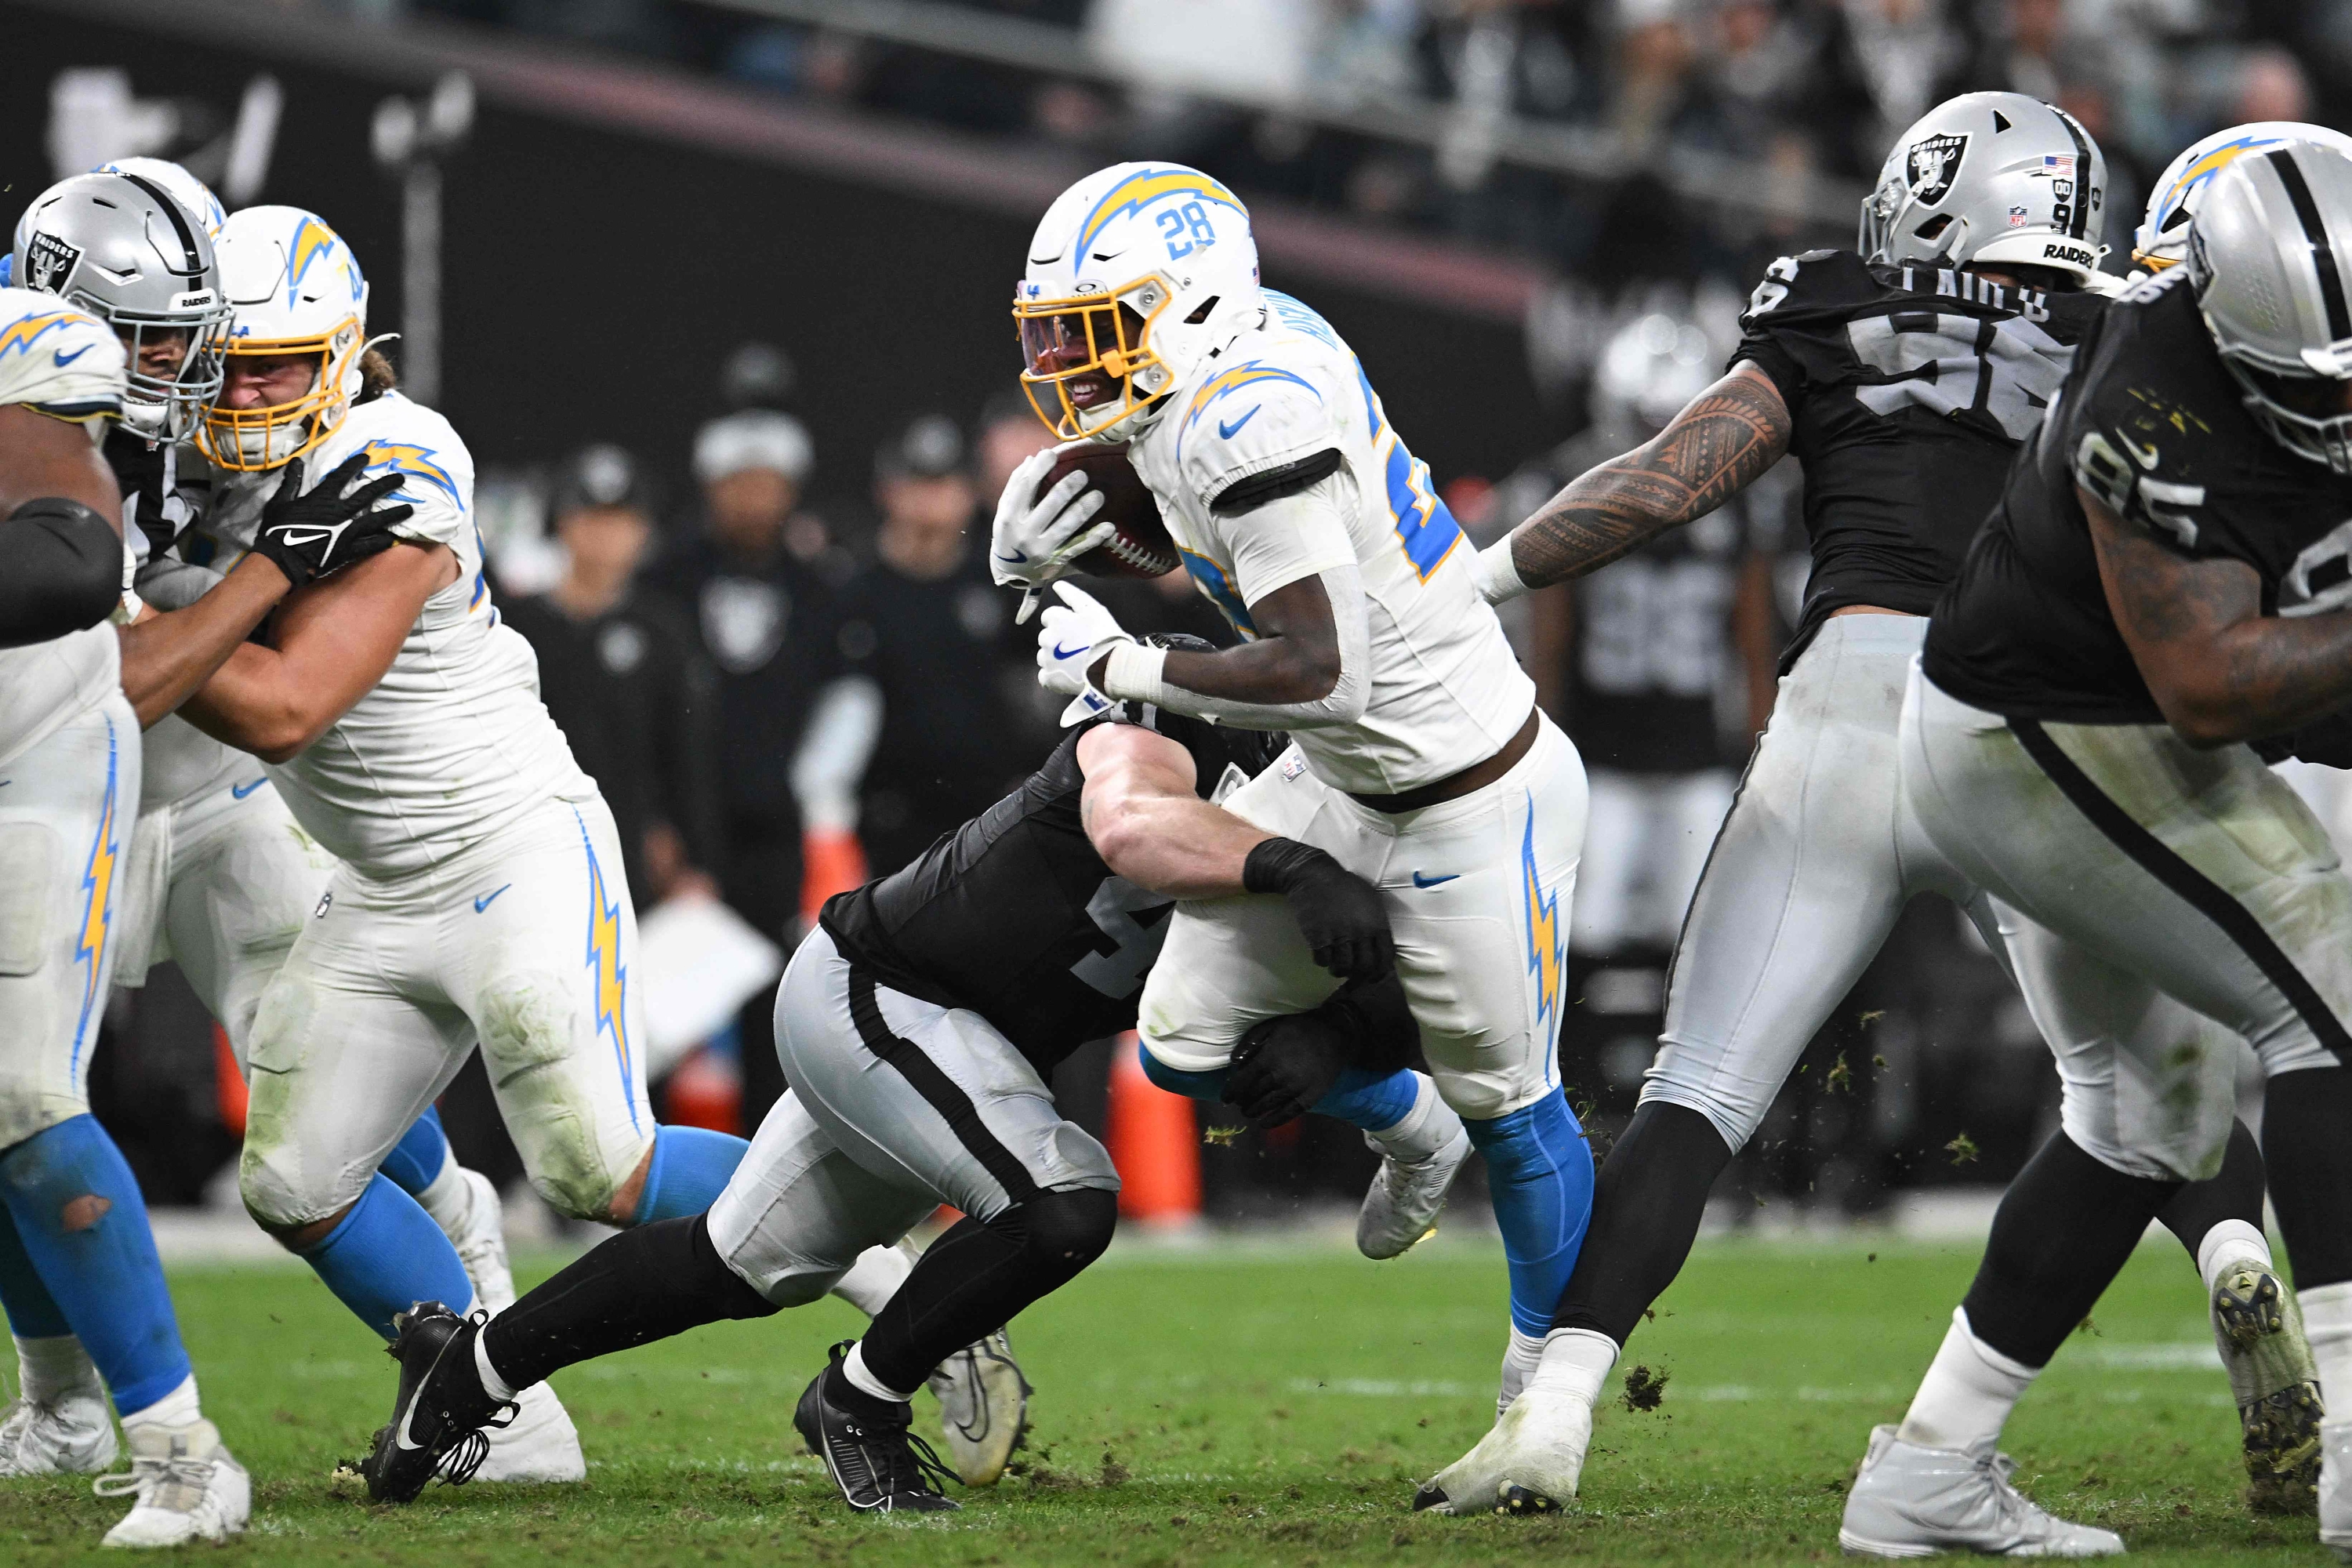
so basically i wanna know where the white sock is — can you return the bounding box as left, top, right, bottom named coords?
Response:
left=1367, top=1073, right=1458, bottom=1164
left=2300, top=1280, right=2352, bottom=1410
left=2195, top=1219, right=2273, bottom=1292
left=412, top=1161, right=473, bottom=1236
left=1498, top=1325, right=1546, bottom=1416
left=473, top=1328, right=517, bottom=1403
left=842, top=1341, right=918, bottom=1405
left=1894, top=1308, right=2038, bottom=1452
left=1526, top=1327, right=1619, bottom=1405
left=828, top=1245, right=915, bottom=1319
left=15, top=1334, right=100, bottom=1403
left=119, top=1374, right=201, bottom=1434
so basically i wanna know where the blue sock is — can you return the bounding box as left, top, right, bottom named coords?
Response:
left=379, top=1105, right=450, bottom=1196
left=1138, top=1044, right=1423, bottom=1132
left=633, top=1124, right=750, bottom=1223
left=300, top=1174, right=475, bottom=1341
left=0, top=1116, right=191, bottom=1413
left=1465, top=1087, right=1596, bottom=1337
left=0, top=1203, right=72, bottom=1338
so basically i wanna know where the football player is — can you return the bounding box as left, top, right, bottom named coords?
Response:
left=996, top=163, right=1596, bottom=1420
left=2131, top=122, right=2352, bottom=278
left=8, top=170, right=542, bottom=1462
left=0, top=289, right=251, bottom=1545
left=1432, top=93, right=2307, bottom=1534
left=354, top=659, right=1413, bottom=1512
left=1853, top=140, right=2352, bottom=1556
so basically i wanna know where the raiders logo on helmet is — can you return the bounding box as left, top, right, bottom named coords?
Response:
left=2042, top=241, right=2096, bottom=268
left=24, top=232, right=82, bottom=294
left=1907, top=132, right=1970, bottom=207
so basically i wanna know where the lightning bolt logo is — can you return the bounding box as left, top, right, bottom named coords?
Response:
left=576, top=809, right=641, bottom=1131
left=2154, top=136, right=2281, bottom=238
left=285, top=215, right=342, bottom=307
left=69, top=718, right=121, bottom=1079
left=0, top=309, right=80, bottom=363
left=358, top=440, right=461, bottom=506
left=1176, top=361, right=1320, bottom=456
left=1073, top=167, right=1246, bottom=259
left=1520, top=800, right=1563, bottom=1030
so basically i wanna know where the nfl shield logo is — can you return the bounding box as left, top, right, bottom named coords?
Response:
left=24, top=233, right=82, bottom=294
left=2008, top=205, right=2029, bottom=227
left=1907, top=132, right=1970, bottom=207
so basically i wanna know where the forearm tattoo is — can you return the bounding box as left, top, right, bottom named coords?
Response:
left=1508, top=369, right=1792, bottom=590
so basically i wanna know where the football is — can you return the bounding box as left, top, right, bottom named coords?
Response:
left=1033, top=444, right=1181, bottom=579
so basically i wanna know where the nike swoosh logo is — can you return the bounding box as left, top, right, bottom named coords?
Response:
left=1051, top=641, right=1090, bottom=659
left=995, top=550, right=1028, bottom=564
left=270, top=524, right=343, bottom=549
left=53, top=344, right=91, bottom=366
left=1411, top=872, right=1459, bottom=888
left=1218, top=406, right=1261, bottom=441
left=474, top=884, right=512, bottom=913
left=230, top=778, right=269, bottom=800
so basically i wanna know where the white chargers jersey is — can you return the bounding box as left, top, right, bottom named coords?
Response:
left=0, top=289, right=125, bottom=764
left=1124, top=290, right=1534, bottom=794
left=207, top=393, right=592, bottom=873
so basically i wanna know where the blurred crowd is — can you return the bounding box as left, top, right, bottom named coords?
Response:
left=379, top=0, right=2345, bottom=278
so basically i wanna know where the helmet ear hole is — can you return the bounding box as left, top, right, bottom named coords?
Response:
left=1184, top=295, right=1220, bottom=325
left=1914, top=215, right=1955, bottom=242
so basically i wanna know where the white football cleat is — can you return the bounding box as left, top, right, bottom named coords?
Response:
left=1413, top=1382, right=1592, bottom=1515
left=2209, top=1262, right=2321, bottom=1515
left=1358, top=1126, right=1472, bottom=1260
left=447, top=1168, right=517, bottom=1315
left=1839, top=1424, right=2124, bottom=1557
left=93, top=1419, right=249, bottom=1548
left=929, top=1328, right=1030, bottom=1486
left=470, top=1381, right=583, bottom=1484
left=0, top=1385, right=118, bottom=1475
left=2317, top=1420, right=2352, bottom=1560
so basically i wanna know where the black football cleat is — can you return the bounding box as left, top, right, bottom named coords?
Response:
left=793, top=1341, right=960, bottom=1514
left=361, top=1301, right=514, bottom=1504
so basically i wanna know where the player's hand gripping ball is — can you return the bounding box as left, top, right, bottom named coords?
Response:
left=993, top=445, right=1178, bottom=622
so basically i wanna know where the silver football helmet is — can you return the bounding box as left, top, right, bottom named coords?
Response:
left=9, top=171, right=230, bottom=440
left=2188, top=141, right=2352, bottom=474
left=1860, top=92, right=2108, bottom=286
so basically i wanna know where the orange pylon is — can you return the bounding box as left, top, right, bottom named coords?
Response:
left=1104, top=1031, right=1200, bottom=1225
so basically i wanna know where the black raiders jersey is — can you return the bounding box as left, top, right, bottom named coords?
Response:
left=820, top=707, right=1288, bottom=1075
left=1731, top=249, right=2106, bottom=666
left=103, top=426, right=210, bottom=564
left=1924, top=265, right=2352, bottom=761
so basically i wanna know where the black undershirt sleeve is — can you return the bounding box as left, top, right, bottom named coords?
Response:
left=0, top=498, right=121, bottom=648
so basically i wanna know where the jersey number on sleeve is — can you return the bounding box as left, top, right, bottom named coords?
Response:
left=1847, top=313, right=2071, bottom=441
left=1353, top=365, right=1463, bottom=580
left=1069, top=877, right=1176, bottom=999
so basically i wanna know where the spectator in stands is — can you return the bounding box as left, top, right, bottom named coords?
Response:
left=641, top=409, right=866, bottom=1126
left=839, top=413, right=1041, bottom=877
left=501, top=445, right=721, bottom=906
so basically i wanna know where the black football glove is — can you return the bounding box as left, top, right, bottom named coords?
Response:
left=1243, top=837, right=1395, bottom=982
left=248, top=452, right=415, bottom=590
left=1223, top=1011, right=1350, bottom=1127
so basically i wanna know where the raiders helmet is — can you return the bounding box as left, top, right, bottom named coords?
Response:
left=2189, top=141, right=2352, bottom=474
left=1860, top=92, right=2109, bottom=286
left=10, top=171, right=230, bottom=440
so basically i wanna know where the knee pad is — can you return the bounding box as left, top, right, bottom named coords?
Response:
left=237, top=1136, right=349, bottom=1230
left=995, top=1186, right=1118, bottom=1285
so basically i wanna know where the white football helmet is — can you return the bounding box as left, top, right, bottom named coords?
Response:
left=2135, top=122, right=2352, bottom=274
left=199, top=205, right=370, bottom=473
left=1014, top=162, right=1263, bottom=441
left=1860, top=92, right=2108, bottom=286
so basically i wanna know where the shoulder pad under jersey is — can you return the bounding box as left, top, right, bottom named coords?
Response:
left=1168, top=343, right=1343, bottom=514
left=0, top=288, right=124, bottom=423
left=328, top=393, right=476, bottom=552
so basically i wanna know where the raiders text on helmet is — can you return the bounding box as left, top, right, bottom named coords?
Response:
left=1014, top=162, right=1265, bottom=441
left=2188, top=141, right=2352, bottom=474
left=9, top=171, right=230, bottom=441
left=1860, top=93, right=2108, bottom=287
left=200, top=205, right=372, bottom=473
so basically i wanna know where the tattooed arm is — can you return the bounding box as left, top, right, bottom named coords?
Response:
left=1473, top=361, right=1793, bottom=602
left=2085, top=486, right=2352, bottom=746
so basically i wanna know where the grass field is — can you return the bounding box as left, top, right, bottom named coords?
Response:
left=0, top=1232, right=2326, bottom=1565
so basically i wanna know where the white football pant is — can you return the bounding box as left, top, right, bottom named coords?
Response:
left=0, top=696, right=140, bottom=1149
left=239, top=793, right=655, bottom=1226
left=1138, top=713, right=1585, bottom=1122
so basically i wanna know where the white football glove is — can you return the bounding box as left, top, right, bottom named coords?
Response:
left=1035, top=582, right=1134, bottom=713
left=990, top=446, right=1113, bottom=619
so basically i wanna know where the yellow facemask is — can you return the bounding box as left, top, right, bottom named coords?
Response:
left=1013, top=278, right=1173, bottom=441
left=198, top=319, right=361, bottom=473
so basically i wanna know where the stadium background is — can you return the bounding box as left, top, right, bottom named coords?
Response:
left=2, top=0, right=2332, bottom=1239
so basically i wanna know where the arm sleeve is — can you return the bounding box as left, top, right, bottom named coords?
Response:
left=0, top=498, right=125, bottom=648
left=133, top=553, right=225, bottom=612
left=789, top=675, right=884, bottom=833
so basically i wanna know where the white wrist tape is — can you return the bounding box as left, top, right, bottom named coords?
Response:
left=1472, top=536, right=1531, bottom=604
left=1098, top=640, right=1169, bottom=706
